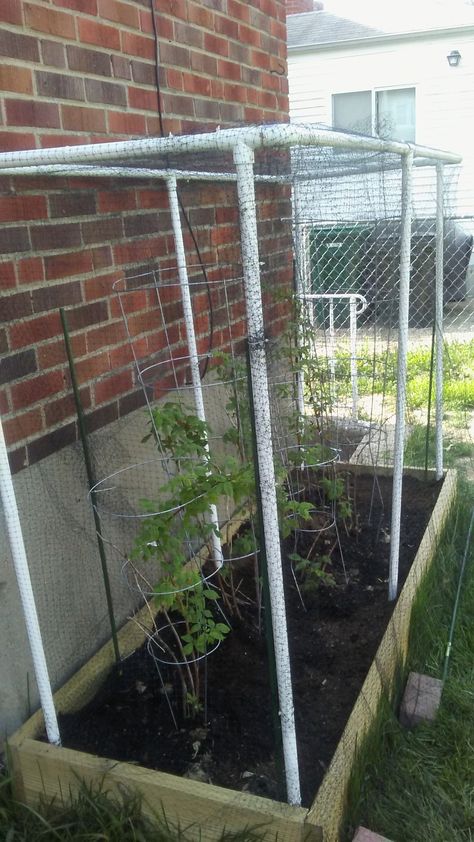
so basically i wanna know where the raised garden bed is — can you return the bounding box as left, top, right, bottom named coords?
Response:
left=10, top=464, right=456, bottom=842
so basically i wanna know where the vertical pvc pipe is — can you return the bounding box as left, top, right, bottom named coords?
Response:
left=349, top=296, right=358, bottom=421
left=233, top=141, right=301, bottom=806
left=435, top=162, right=444, bottom=481
left=292, top=185, right=306, bottom=423
left=388, top=151, right=414, bottom=602
left=0, top=416, right=60, bottom=745
left=329, top=299, right=336, bottom=400
left=166, top=176, right=222, bottom=566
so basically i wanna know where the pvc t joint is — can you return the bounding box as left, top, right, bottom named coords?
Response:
left=233, top=143, right=254, bottom=166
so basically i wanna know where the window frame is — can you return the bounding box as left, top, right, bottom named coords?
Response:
left=331, top=85, right=416, bottom=143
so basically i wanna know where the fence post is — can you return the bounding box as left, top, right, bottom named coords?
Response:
left=166, top=175, right=223, bottom=566
left=435, top=162, right=445, bottom=481
left=389, top=150, right=414, bottom=601
left=0, top=416, right=60, bottom=745
left=233, top=141, right=301, bottom=806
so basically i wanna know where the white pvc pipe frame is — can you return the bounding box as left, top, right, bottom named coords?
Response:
left=0, top=418, right=61, bottom=745
left=0, top=125, right=460, bottom=803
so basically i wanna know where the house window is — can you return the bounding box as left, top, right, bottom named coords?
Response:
left=332, top=87, right=416, bottom=143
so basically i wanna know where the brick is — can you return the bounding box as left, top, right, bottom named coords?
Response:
left=0, top=66, right=33, bottom=95
left=227, top=0, right=249, bottom=21
left=121, top=31, right=155, bottom=61
left=25, top=3, right=76, bottom=39
left=85, top=78, right=126, bottom=107
left=203, top=32, right=229, bottom=57
left=41, top=39, right=66, bottom=68
left=190, top=52, right=217, bottom=77
left=194, top=99, right=220, bottom=122
left=119, top=388, right=146, bottom=416
left=98, top=0, right=139, bottom=28
left=0, top=0, right=23, bottom=24
left=112, top=236, right=161, bottom=265
left=85, top=401, right=118, bottom=434
left=98, top=190, right=137, bottom=212
left=158, top=0, right=186, bottom=17
left=108, top=110, right=146, bottom=135
left=0, top=30, right=39, bottom=62
left=37, top=334, right=86, bottom=369
left=66, top=300, right=108, bottom=331
left=174, top=21, right=203, bottom=50
left=9, top=447, right=27, bottom=475
left=3, top=408, right=43, bottom=446
left=353, top=829, right=394, bottom=842
left=0, top=131, right=36, bottom=151
left=128, top=86, right=159, bottom=111
left=95, top=369, right=133, bottom=404
left=61, top=104, right=107, bottom=133
left=166, top=68, right=183, bottom=90
left=75, top=350, right=110, bottom=384
left=182, top=72, right=211, bottom=97
left=17, top=257, right=44, bottom=285
left=44, top=251, right=94, bottom=281
left=0, top=349, right=37, bottom=386
left=2, top=292, right=32, bottom=321
left=0, top=329, right=7, bottom=355
left=139, top=7, right=152, bottom=32
left=111, top=54, right=131, bottom=80
left=0, top=194, right=47, bottom=223
left=399, top=672, right=443, bottom=728
left=66, top=44, right=111, bottom=77
left=91, top=245, right=113, bottom=271
left=11, top=369, right=65, bottom=410
left=40, top=133, right=85, bottom=148
left=27, top=422, right=77, bottom=465
left=123, top=213, right=159, bottom=238
left=32, top=281, right=83, bottom=313
left=49, top=191, right=96, bottom=218
left=217, top=59, right=241, bottom=82
left=187, top=3, right=213, bottom=28
left=0, top=261, right=16, bottom=289
left=158, top=42, right=189, bottom=68
left=5, top=99, right=60, bottom=129
left=82, top=216, right=123, bottom=244
left=83, top=272, right=118, bottom=301
left=44, top=388, right=90, bottom=426
left=9, top=312, right=61, bottom=349
left=85, top=320, right=125, bottom=352
left=215, top=14, right=239, bottom=40
left=52, top=0, right=97, bottom=12
left=30, top=221, right=81, bottom=251
left=78, top=19, right=120, bottom=51
left=36, top=70, right=85, bottom=101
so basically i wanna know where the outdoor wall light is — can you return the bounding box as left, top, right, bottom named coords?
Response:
left=447, top=50, right=461, bottom=67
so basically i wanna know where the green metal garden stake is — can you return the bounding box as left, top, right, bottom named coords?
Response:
left=60, top=307, right=121, bottom=666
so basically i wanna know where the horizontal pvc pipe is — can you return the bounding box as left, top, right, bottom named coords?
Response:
left=0, top=123, right=461, bottom=171
left=0, top=416, right=60, bottom=745
left=0, top=165, right=286, bottom=184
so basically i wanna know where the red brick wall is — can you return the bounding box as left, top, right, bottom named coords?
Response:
left=285, top=0, right=314, bottom=14
left=0, top=1, right=292, bottom=473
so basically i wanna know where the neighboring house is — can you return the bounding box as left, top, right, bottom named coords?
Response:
left=287, top=6, right=474, bottom=294
left=0, top=0, right=290, bottom=741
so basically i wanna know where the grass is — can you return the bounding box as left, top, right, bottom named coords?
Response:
left=344, top=481, right=474, bottom=841
left=0, top=774, right=267, bottom=841
left=404, top=424, right=474, bottom=470
left=329, top=338, right=474, bottom=413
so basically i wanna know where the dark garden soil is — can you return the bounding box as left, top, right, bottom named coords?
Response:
left=58, top=472, right=441, bottom=808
